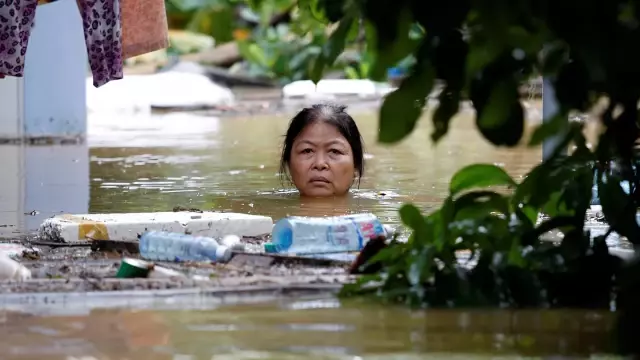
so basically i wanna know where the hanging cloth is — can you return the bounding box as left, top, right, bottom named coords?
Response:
left=120, top=0, right=169, bottom=59
left=77, top=0, right=123, bottom=87
left=0, top=0, right=39, bottom=77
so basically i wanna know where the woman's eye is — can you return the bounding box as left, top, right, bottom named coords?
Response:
left=329, top=149, right=343, bottom=155
left=301, top=148, right=313, bottom=154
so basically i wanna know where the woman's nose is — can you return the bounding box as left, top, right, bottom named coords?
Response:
left=312, top=153, right=329, bottom=170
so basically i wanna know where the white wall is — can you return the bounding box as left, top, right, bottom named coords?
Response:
left=0, top=77, right=23, bottom=139
left=0, top=145, right=89, bottom=238
left=0, top=0, right=87, bottom=140
left=0, top=146, right=24, bottom=238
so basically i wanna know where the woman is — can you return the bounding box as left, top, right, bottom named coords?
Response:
left=279, top=104, right=388, bottom=273
left=279, top=103, right=365, bottom=198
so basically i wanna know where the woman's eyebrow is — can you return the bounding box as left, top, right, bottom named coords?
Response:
left=296, top=139, right=346, bottom=147
left=326, top=139, right=348, bottom=146
left=295, top=140, right=316, bottom=146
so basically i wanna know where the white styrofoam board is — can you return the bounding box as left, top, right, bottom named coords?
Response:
left=38, top=212, right=273, bottom=243
left=281, top=79, right=389, bottom=99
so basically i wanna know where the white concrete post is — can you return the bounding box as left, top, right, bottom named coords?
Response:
left=542, top=77, right=566, bottom=160
left=0, top=144, right=89, bottom=238
left=0, top=0, right=87, bottom=141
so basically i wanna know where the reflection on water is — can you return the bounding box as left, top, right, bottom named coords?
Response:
left=0, top=297, right=617, bottom=359
left=0, top=144, right=89, bottom=239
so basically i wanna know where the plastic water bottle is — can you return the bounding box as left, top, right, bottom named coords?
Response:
left=139, top=231, right=232, bottom=262
left=269, top=213, right=386, bottom=255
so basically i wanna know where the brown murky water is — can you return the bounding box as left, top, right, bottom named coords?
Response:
left=87, top=105, right=541, bottom=226
left=0, top=103, right=544, bottom=238
left=2, top=102, right=622, bottom=359
left=0, top=296, right=617, bottom=359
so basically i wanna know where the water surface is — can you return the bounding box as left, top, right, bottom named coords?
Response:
left=0, top=104, right=544, bottom=236
left=0, top=296, right=617, bottom=359
left=0, top=103, right=627, bottom=359
left=87, top=106, right=542, bottom=227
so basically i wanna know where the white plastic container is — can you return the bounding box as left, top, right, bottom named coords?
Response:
left=0, top=255, right=31, bottom=281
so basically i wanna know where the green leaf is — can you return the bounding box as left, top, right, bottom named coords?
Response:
left=378, top=55, right=435, bottom=143
left=289, top=46, right=320, bottom=70
left=369, top=7, right=421, bottom=81
left=449, top=164, right=516, bottom=196
left=477, top=80, right=517, bottom=129
left=477, top=100, right=525, bottom=147
left=518, top=206, right=539, bottom=228
left=469, top=56, right=526, bottom=147
left=598, top=174, right=640, bottom=242
left=453, top=191, right=510, bottom=219
left=465, top=41, right=501, bottom=78
left=168, top=0, right=216, bottom=12
left=322, top=17, right=353, bottom=64
left=399, top=204, right=429, bottom=235
left=431, top=88, right=460, bottom=143
left=237, top=41, right=269, bottom=68
left=316, top=0, right=345, bottom=22
left=507, top=241, right=525, bottom=267
left=528, top=113, right=569, bottom=146
left=344, top=66, right=360, bottom=79
left=367, top=241, right=408, bottom=266
left=310, top=57, right=325, bottom=83
left=246, top=0, right=264, bottom=10
left=310, top=16, right=353, bottom=83
left=513, top=145, right=593, bottom=214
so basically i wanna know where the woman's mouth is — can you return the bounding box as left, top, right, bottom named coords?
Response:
left=309, top=176, right=330, bottom=184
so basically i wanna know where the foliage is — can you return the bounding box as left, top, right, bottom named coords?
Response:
left=341, top=131, right=623, bottom=309
left=174, top=0, right=640, bottom=352
left=183, top=0, right=640, bottom=302
left=243, top=0, right=640, bottom=311
left=166, top=0, right=239, bottom=43
left=236, top=24, right=327, bottom=84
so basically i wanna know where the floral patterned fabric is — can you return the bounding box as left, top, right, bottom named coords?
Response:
left=0, top=0, right=123, bottom=88
left=78, top=0, right=123, bottom=87
left=0, top=0, right=39, bottom=77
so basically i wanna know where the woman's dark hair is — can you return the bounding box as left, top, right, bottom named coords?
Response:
left=279, top=103, right=365, bottom=186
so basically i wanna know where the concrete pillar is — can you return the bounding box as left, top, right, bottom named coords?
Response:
left=0, top=0, right=87, bottom=141
left=542, top=77, right=566, bottom=160
left=0, top=144, right=89, bottom=239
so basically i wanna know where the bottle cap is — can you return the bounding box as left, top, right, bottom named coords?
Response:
left=215, top=245, right=232, bottom=262
left=264, top=243, right=277, bottom=253
left=383, top=224, right=396, bottom=238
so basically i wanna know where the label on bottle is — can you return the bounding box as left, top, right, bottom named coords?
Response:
left=353, top=218, right=385, bottom=240
left=326, top=223, right=358, bottom=248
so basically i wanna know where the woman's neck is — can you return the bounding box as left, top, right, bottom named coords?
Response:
left=296, top=195, right=353, bottom=217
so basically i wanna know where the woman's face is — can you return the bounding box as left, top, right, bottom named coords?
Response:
left=288, top=121, right=356, bottom=197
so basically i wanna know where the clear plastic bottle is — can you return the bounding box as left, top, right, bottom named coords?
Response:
left=138, top=231, right=232, bottom=262
left=270, top=213, right=386, bottom=254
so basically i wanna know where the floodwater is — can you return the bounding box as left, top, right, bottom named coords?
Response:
left=0, top=296, right=618, bottom=359
left=0, top=101, right=624, bottom=359
left=91, top=105, right=541, bottom=225
left=0, top=103, right=544, bottom=238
